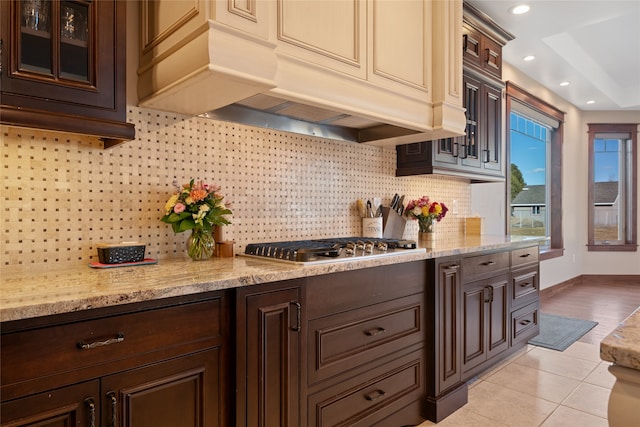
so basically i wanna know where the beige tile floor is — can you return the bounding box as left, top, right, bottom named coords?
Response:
left=418, top=341, right=613, bottom=426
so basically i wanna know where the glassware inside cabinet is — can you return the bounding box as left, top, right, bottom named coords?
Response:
left=60, top=1, right=89, bottom=81
left=20, top=0, right=52, bottom=74
left=18, top=0, right=90, bottom=82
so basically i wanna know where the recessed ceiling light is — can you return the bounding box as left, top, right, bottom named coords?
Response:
left=523, top=55, right=535, bottom=61
left=586, top=100, right=596, bottom=105
left=560, top=81, right=570, bottom=87
left=511, top=4, right=530, bottom=15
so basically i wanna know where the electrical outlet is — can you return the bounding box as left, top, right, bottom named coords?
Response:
left=452, top=200, right=458, bottom=215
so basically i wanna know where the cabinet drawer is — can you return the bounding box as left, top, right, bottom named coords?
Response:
left=481, top=36, right=502, bottom=78
left=308, top=293, right=423, bottom=384
left=511, top=302, right=539, bottom=346
left=306, top=261, right=426, bottom=319
left=1, top=298, right=223, bottom=390
left=1, top=379, right=100, bottom=425
left=462, top=251, right=509, bottom=282
left=511, top=246, right=539, bottom=268
left=511, top=268, right=539, bottom=309
left=308, top=350, right=424, bottom=427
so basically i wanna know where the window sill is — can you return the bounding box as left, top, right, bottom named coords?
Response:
left=540, top=247, right=564, bottom=261
left=587, top=244, right=638, bottom=252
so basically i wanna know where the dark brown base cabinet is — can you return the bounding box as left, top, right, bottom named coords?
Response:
left=426, top=245, right=540, bottom=422
left=235, top=263, right=427, bottom=427
left=235, top=279, right=303, bottom=427
left=305, top=262, right=427, bottom=427
left=1, top=248, right=539, bottom=426
left=396, top=3, right=513, bottom=183
left=0, top=292, right=230, bottom=427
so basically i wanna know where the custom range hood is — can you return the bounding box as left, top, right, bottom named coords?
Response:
left=201, top=93, right=443, bottom=145
left=137, top=1, right=466, bottom=146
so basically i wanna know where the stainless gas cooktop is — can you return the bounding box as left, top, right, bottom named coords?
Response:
left=241, top=237, right=422, bottom=265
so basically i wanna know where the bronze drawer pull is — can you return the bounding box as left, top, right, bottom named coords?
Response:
left=85, top=398, right=96, bottom=427
left=365, top=327, right=387, bottom=337
left=519, top=253, right=531, bottom=258
left=78, top=332, right=125, bottom=350
left=481, top=261, right=495, bottom=266
left=365, top=389, right=386, bottom=401
left=519, top=319, right=532, bottom=326
left=519, top=282, right=531, bottom=287
left=444, top=264, right=460, bottom=270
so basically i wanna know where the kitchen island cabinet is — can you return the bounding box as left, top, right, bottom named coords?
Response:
left=0, top=0, right=134, bottom=147
left=0, top=291, right=230, bottom=427
left=601, top=307, right=640, bottom=427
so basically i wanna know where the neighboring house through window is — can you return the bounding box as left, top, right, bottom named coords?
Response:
left=511, top=184, right=546, bottom=231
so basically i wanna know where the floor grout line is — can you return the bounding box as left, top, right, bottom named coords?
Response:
left=418, top=341, right=611, bottom=426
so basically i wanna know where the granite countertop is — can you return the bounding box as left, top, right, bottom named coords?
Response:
left=0, top=235, right=541, bottom=323
left=600, top=306, right=640, bottom=370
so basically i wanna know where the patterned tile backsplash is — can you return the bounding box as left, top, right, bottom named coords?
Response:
left=1, top=106, right=471, bottom=269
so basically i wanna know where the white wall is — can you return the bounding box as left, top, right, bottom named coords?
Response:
left=472, top=63, right=640, bottom=289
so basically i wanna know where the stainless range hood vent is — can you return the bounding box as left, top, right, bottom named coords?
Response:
left=200, top=94, right=423, bottom=144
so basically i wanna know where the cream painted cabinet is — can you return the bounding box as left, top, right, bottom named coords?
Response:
left=276, top=0, right=428, bottom=95
left=138, top=0, right=466, bottom=145
left=275, top=1, right=367, bottom=79
left=138, top=0, right=277, bottom=115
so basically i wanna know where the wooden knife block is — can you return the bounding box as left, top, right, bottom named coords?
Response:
left=381, top=207, right=407, bottom=239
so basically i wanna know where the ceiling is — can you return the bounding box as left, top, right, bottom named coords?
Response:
left=467, top=0, right=640, bottom=111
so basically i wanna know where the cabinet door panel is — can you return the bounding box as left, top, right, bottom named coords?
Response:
left=487, top=276, right=509, bottom=358
left=433, top=137, right=464, bottom=166
left=0, top=0, right=134, bottom=143
left=1, top=380, right=100, bottom=427
left=462, top=282, right=486, bottom=371
left=460, top=75, right=482, bottom=169
left=482, top=84, right=502, bottom=172
left=3, top=0, right=114, bottom=109
left=370, top=0, right=428, bottom=90
left=278, top=0, right=365, bottom=76
left=237, top=283, right=302, bottom=427
left=102, top=349, right=222, bottom=427
left=436, top=261, right=462, bottom=393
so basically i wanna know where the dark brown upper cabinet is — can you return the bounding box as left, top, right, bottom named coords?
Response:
left=396, top=2, right=513, bottom=182
left=1, top=0, right=134, bottom=148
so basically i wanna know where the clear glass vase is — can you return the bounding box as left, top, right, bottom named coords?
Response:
left=186, top=228, right=214, bottom=260
left=418, top=218, right=436, bottom=247
left=418, top=218, right=435, bottom=233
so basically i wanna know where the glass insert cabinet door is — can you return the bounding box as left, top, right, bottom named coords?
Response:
left=19, top=0, right=92, bottom=84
